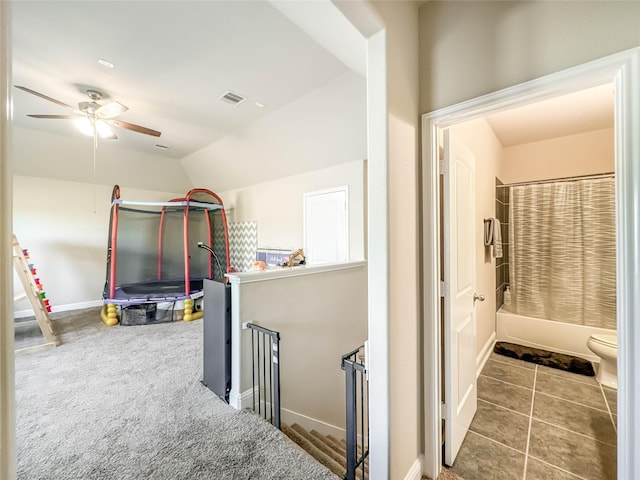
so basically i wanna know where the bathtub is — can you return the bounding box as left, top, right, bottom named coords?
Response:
left=496, top=307, right=615, bottom=363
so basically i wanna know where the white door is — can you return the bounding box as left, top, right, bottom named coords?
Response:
left=443, top=130, right=478, bottom=466
left=303, top=186, right=348, bottom=265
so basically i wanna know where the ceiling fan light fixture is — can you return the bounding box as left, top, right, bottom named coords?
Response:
left=74, top=117, right=94, bottom=136
left=96, top=120, right=116, bottom=139
left=74, top=117, right=116, bottom=139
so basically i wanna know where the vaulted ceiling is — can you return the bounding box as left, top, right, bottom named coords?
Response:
left=12, top=1, right=350, bottom=160
left=11, top=1, right=614, bottom=193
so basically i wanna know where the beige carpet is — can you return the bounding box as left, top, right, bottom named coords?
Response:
left=422, top=467, right=464, bottom=480
left=14, top=308, right=338, bottom=479
left=437, top=468, right=464, bottom=480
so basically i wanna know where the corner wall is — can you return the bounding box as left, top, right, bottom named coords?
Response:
left=370, top=1, right=422, bottom=479
left=219, top=160, right=366, bottom=260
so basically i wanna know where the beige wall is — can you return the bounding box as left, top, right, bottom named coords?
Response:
left=1, top=2, right=15, bottom=477
left=501, top=128, right=614, bottom=184
left=219, top=160, right=366, bottom=260
left=12, top=127, right=192, bottom=193
left=451, top=118, right=502, bottom=359
left=419, top=1, right=639, bottom=477
left=230, top=264, right=368, bottom=436
left=370, top=1, right=421, bottom=479
left=420, top=1, right=640, bottom=113
left=12, top=176, right=183, bottom=313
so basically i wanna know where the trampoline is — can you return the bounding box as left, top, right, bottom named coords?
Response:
left=102, top=185, right=231, bottom=326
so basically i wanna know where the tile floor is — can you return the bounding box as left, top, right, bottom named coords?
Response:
left=450, top=353, right=617, bottom=480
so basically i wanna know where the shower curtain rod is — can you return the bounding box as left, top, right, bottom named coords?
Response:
left=497, top=172, right=615, bottom=188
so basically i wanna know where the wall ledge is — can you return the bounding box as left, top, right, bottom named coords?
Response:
left=226, top=260, right=367, bottom=284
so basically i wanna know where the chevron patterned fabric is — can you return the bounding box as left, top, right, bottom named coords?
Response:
left=508, top=177, right=616, bottom=328
left=229, top=221, right=258, bottom=272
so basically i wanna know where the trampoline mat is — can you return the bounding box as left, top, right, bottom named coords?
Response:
left=110, top=278, right=204, bottom=300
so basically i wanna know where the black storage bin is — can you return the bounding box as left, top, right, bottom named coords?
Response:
left=121, top=304, right=158, bottom=326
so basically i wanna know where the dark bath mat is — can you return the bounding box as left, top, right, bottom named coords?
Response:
left=494, top=341, right=595, bottom=376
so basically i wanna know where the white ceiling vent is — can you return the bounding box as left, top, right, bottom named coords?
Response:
left=219, top=90, right=246, bottom=106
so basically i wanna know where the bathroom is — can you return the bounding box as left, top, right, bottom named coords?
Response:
left=448, top=83, right=617, bottom=479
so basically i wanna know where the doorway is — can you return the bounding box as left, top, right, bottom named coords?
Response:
left=441, top=90, right=617, bottom=478
left=421, top=48, right=640, bottom=480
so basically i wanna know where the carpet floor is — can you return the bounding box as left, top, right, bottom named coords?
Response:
left=14, top=308, right=337, bottom=479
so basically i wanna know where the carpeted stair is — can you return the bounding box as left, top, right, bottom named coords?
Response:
left=282, top=423, right=368, bottom=479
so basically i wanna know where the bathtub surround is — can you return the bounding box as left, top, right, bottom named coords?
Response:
left=495, top=178, right=509, bottom=311
left=494, top=341, right=595, bottom=376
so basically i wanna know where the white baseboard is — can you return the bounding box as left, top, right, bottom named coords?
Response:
left=13, top=299, right=103, bottom=319
left=229, top=387, right=257, bottom=410
left=230, top=388, right=345, bottom=439
left=404, top=456, right=423, bottom=480
left=476, top=331, right=496, bottom=378
left=281, top=407, right=345, bottom=439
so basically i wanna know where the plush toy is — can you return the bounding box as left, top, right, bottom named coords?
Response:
left=251, top=260, right=267, bottom=271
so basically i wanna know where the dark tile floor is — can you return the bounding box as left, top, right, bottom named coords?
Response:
left=450, top=353, right=617, bottom=480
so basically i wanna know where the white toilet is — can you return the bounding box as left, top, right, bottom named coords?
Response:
left=587, top=333, right=618, bottom=389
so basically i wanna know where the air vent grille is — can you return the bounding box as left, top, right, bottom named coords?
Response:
left=219, top=91, right=246, bottom=106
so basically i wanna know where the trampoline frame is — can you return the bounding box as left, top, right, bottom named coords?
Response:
left=104, top=185, right=231, bottom=304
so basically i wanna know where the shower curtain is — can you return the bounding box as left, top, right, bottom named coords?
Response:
left=508, top=177, right=616, bottom=329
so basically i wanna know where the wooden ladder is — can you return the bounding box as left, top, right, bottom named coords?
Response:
left=12, top=234, right=58, bottom=354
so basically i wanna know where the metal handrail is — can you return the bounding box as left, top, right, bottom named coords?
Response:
left=341, top=345, right=368, bottom=480
left=245, top=322, right=281, bottom=430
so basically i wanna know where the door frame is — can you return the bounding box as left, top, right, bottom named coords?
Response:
left=421, top=47, right=640, bottom=479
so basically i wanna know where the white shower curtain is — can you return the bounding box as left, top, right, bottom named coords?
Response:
left=508, top=177, right=616, bottom=329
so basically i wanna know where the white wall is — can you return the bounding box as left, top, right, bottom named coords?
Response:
left=12, top=176, right=184, bottom=315
left=12, top=127, right=192, bottom=193
left=180, top=71, right=367, bottom=193
left=219, top=160, right=366, bottom=260
left=501, top=128, right=614, bottom=184
left=451, top=118, right=502, bottom=358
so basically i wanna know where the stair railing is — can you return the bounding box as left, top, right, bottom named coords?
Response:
left=341, top=345, right=368, bottom=480
left=245, top=322, right=281, bottom=430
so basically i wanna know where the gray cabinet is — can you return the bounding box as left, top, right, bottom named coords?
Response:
left=202, top=279, right=231, bottom=402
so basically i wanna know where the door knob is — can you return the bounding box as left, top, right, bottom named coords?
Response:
left=473, top=293, right=485, bottom=302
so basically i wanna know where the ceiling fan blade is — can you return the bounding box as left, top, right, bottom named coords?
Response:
left=27, top=114, right=83, bottom=119
left=101, top=129, right=118, bottom=140
left=112, top=120, right=161, bottom=137
left=15, top=86, right=75, bottom=110
left=96, top=101, right=129, bottom=119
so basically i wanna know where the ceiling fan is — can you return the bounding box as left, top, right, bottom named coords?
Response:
left=15, top=85, right=161, bottom=139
